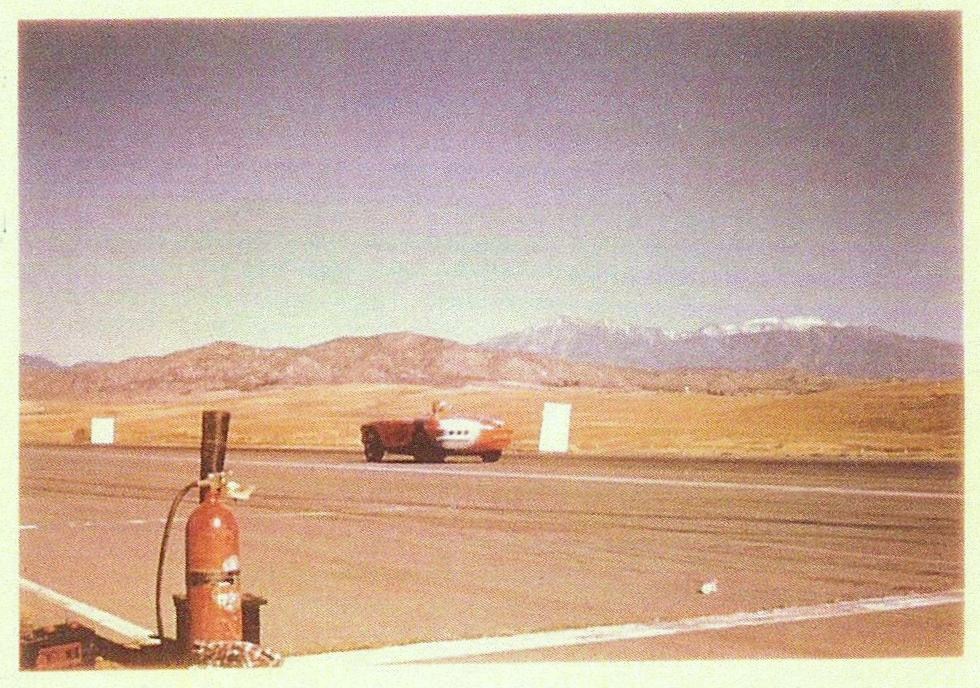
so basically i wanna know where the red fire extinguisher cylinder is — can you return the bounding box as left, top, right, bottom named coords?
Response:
left=185, top=486, right=243, bottom=644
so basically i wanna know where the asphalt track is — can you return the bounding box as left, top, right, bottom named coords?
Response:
left=19, top=445, right=963, bottom=661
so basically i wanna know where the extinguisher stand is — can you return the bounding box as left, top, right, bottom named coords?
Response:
left=173, top=593, right=268, bottom=647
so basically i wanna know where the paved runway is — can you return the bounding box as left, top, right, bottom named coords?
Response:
left=19, top=445, right=963, bottom=660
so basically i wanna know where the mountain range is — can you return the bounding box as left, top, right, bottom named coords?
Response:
left=19, top=317, right=960, bottom=399
left=480, top=316, right=962, bottom=379
left=21, top=330, right=854, bottom=400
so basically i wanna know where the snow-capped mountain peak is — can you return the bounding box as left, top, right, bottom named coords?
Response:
left=530, top=315, right=841, bottom=340
left=700, top=316, right=841, bottom=337
left=479, top=315, right=959, bottom=379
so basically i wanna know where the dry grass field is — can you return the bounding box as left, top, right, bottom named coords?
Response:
left=19, top=379, right=962, bottom=460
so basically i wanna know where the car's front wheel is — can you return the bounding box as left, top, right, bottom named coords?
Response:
left=481, top=451, right=502, bottom=463
left=362, top=429, right=385, bottom=462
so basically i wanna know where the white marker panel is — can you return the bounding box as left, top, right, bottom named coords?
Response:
left=90, top=417, right=115, bottom=445
left=538, top=402, right=572, bottom=453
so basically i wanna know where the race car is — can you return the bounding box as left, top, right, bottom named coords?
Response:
left=360, top=401, right=513, bottom=463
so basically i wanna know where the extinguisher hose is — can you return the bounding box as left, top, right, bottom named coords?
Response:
left=154, top=480, right=202, bottom=643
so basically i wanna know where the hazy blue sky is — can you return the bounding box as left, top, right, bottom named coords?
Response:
left=19, top=13, right=962, bottom=364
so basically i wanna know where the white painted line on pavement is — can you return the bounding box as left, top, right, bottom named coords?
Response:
left=288, top=589, right=963, bottom=666
left=237, top=457, right=962, bottom=501
left=76, top=451, right=961, bottom=500
left=20, top=578, right=158, bottom=645
left=18, top=507, right=445, bottom=532
left=20, top=516, right=168, bottom=532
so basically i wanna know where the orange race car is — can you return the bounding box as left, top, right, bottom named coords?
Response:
left=360, top=401, right=513, bottom=463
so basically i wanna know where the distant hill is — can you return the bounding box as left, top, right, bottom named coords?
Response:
left=19, top=332, right=853, bottom=400
left=480, top=316, right=962, bottom=379
left=19, top=354, right=62, bottom=370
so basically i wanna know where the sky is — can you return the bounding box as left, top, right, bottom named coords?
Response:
left=18, top=12, right=963, bottom=364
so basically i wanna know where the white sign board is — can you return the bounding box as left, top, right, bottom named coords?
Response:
left=91, top=417, right=115, bottom=445
left=538, top=402, right=572, bottom=453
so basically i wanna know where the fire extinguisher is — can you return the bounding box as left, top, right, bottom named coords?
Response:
left=155, top=472, right=254, bottom=649
left=186, top=480, right=242, bottom=643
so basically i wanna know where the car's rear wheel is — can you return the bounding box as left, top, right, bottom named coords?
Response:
left=363, top=429, right=385, bottom=462
left=481, top=451, right=502, bottom=463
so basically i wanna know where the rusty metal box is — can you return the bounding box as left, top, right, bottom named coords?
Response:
left=21, top=622, right=98, bottom=670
